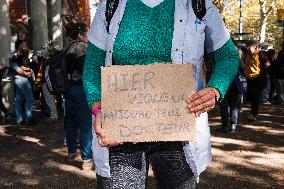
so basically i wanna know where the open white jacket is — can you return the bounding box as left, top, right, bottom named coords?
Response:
left=88, top=0, right=230, bottom=181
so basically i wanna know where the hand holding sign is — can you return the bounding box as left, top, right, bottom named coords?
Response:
left=94, top=111, right=123, bottom=147
left=188, top=87, right=220, bottom=117
left=101, top=63, right=196, bottom=143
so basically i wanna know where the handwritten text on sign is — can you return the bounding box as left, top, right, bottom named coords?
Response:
left=101, top=63, right=196, bottom=142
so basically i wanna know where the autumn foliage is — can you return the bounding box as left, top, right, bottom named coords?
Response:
left=66, top=0, right=91, bottom=25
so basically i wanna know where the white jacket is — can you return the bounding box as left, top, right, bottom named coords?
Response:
left=88, top=0, right=230, bottom=181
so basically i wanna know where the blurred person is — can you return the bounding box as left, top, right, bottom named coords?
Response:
left=218, top=40, right=245, bottom=133
left=9, top=40, right=34, bottom=126
left=266, top=49, right=277, bottom=103
left=64, top=23, right=93, bottom=171
left=31, top=54, right=52, bottom=116
left=259, top=42, right=272, bottom=104
left=41, top=84, right=59, bottom=121
left=219, top=83, right=242, bottom=133
left=244, top=40, right=270, bottom=121
left=42, top=76, right=59, bottom=121
left=274, top=42, right=284, bottom=105
left=0, top=66, right=10, bottom=121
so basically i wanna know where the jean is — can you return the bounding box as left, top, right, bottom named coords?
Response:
left=97, top=142, right=196, bottom=189
left=220, top=84, right=242, bottom=127
left=276, top=79, right=284, bottom=103
left=42, top=83, right=58, bottom=119
left=247, top=78, right=262, bottom=116
left=261, top=75, right=270, bottom=103
left=65, top=85, right=92, bottom=160
left=14, top=76, right=34, bottom=123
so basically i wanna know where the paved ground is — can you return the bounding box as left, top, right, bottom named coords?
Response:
left=0, top=103, right=283, bottom=189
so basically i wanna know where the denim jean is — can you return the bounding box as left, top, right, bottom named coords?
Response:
left=97, top=142, right=195, bottom=189
left=14, top=76, right=34, bottom=123
left=220, top=84, right=242, bottom=128
left=261, top=75, right=270, bottom=103
left=64, top=85, right=92, bottom=160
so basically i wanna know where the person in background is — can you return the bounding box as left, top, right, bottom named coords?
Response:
left=41, top=75, right=59, bottom=122
left=33, top=54, right=52, bottom=116
left=274, top=42, right=284, bottom=105
left=9, top=39, right=34, bottom=126
left=219, top=81, right=242, bottom=133
left=218, top=40, right=243, bottom=133
left=0, top=66, right=10, bottom=122
left=267, top=49, right=277, bottom=103
left=64, top=23, right=93, bottom=171
left=259, top=42, right=272, bottom=104
left=244, top=40, right=270, bottom=121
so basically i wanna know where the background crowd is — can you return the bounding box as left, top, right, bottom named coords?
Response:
left=2, top=23, right=93, bottom=170
left=217, top=40, right=284, bottom=133
left=0, top=23, right=283, bottom=171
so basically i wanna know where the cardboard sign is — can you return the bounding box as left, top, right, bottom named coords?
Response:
left=101, top=63, right=196, bottom=142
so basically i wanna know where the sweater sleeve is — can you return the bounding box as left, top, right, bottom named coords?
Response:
left=207, top=39, right=239, bottom=101
left=82, top=41, right=106, bottom=107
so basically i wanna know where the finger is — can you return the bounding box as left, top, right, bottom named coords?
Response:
left=191, top=102, right=206, bottom=113
left=189, top=94, right=214, bottom=112
left=188, top=91, right=214, bottom=108
left=107, top=139, right=122, bottom=147
left=195, top=113, right=200, bottom=117
left=94, top=114, right=106, bottom=138
left=94, top=119, right=106, bottom=137
left=98, top=138, right=105, bottom=147
left=99, top=138, right=109, bottom=147
left=188, top=90, right=207, bottom=102
left=94, top=113, right=101, bottom=127
left=197, top=98, right=215, bottom=112
left=195, top=100, right=216, bottom=115
left=93, top=118, right=96, bottom=128
left=188, top=96, right=205, bottom=110
left=95, top=127, right=106, bottom=138
left=188, top=89, right=208, bottom=102
left=194, top=90, right=215, bottom=103
left=190, top=97, right=216, bottom=113
left=202, top=98, right=216, bottom=109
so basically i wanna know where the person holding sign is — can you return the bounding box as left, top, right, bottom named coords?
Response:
left=83, top=0, right=239, bottom=188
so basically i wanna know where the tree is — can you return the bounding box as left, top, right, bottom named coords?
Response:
left=213, top=0, right=227, bottom=13
left=0, top=0, right=11, bottom=66
left=221, top=0, right=282, bottom=50
left=259, top=0, right=275, bottom=42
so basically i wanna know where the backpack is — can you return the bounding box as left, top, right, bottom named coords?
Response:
left=105, top=0, right=207, bottom=32
left=44, top=42, right=77, bottom=95
left=234, top=68, right=247, bottom=94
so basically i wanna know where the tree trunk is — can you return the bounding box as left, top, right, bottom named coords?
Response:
left=259, top=0, right=274, bottom=43
left=259, top=0, right=267, bottom=43
left=0, top=0, right=15, bottom=115
left=30, top=0, right=49, bottom=52
left=0, top=0, right=11, bottom=66
left=49, top=0, right=63, bottom=49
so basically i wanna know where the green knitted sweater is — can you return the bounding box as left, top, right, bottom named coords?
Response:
left=83, top=0, right=239, bottom=107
